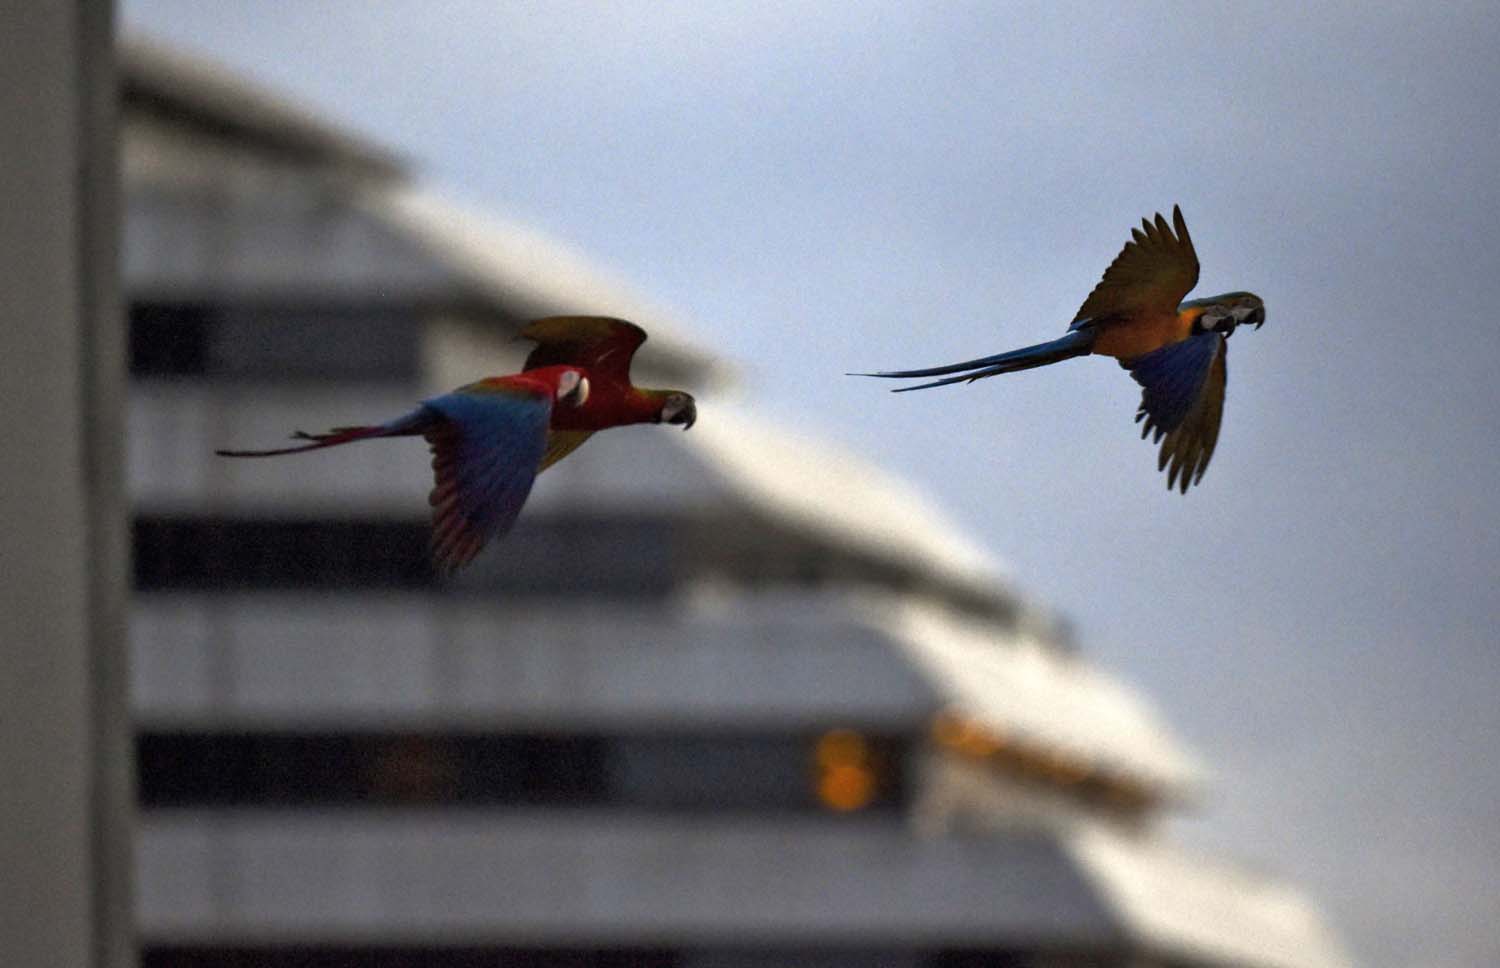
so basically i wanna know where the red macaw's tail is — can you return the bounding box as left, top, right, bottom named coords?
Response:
left=215, top=410, right=430, bottom=457
left=854, top=329, right=1096, bottom=391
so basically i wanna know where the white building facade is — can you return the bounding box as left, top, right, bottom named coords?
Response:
left=123, top=39, right=1350, bottom=968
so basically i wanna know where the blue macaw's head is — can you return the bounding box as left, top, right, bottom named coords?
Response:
left=1186, top=291, right=1265, bottom=336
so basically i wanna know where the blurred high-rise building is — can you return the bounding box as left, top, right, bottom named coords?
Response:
left=123, top=38, right=1350, bottom=968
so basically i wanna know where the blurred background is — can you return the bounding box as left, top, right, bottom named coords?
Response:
left=100, top=2, right=1500, bottom=967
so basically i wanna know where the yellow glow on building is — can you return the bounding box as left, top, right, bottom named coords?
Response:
left=931, top=708, right=1004, bottom=758
left=1041, top=750, right=1091, bottom=786
left=927, top=710, right=1156, bottom=807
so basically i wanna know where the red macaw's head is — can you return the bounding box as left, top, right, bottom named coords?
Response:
left=647, top=388, right=697, bottom=429
left=518, top=365, right=593, bottom=408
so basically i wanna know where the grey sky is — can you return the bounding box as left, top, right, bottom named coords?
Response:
left=121, top=3, right=1500, bottom=965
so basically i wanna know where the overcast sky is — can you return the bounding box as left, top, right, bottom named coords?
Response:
left=122, top=3, right=1500, bottom=965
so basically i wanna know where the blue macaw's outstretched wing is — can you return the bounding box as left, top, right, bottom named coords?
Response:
left=1127, top=332, right=1227, bottom=492
left=1072, top=205, right=1200, bottom=328
left=421, top=384, right=552, bottom=572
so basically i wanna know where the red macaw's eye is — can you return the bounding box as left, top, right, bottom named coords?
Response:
left=555, top=371, right=590, bottom=407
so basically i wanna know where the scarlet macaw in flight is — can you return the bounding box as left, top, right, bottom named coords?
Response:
left=216, top=317, right=698, bottom=572
left=859, top=207, right=1264, bottom=491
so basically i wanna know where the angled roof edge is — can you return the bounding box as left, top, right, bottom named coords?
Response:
left=360, top=185, right=727, bottom=386
left=119, top=34, right=408, bottom=182
left=683, top=405, right=1011, bottom=587
left=1070, top=826, right=1354, bottom=968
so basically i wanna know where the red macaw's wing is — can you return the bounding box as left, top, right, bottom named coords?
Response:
left=1127, top=332, right=1227, bottom=492
left=538, top=429, right=594, bottom=473
left=420, top=380, right=552, bottom=572
left=1073, top=205, right=1200, bottom=327
left=521, top=316, right=647, bottom=382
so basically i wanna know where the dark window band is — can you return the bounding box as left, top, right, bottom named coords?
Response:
left=137, top=729, right=907, bottom=813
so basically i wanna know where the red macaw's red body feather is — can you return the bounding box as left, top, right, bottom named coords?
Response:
left=216, top=366, right=587, bottom=572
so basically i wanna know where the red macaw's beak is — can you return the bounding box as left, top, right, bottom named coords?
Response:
left=662, top=394, right=697, bottom=430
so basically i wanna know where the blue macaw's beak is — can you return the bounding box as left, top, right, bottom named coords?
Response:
left=1248, top=306, right=1266, bottom=329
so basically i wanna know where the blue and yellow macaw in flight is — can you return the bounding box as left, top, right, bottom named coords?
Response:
left=860, top=206, right=1265, bottom=491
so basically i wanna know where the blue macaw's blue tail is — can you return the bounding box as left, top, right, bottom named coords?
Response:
left=855, top=329, right=1095, bottom=391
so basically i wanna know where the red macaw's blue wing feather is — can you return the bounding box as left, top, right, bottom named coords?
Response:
left=1126, top=332, right=1227, bottom=492
left=420, top=383, right=552, bottom=573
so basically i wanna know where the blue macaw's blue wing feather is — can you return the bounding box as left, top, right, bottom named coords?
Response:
left=1127, top=333, right=1222, bottom=440
left=420, top=385, right=552, bottom=573
left=1127, top=333, right=1228, bottom=492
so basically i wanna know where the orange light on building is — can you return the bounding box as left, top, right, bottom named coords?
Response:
left=813, top=729, right=878, bottom=813
left=817, top=763, right=876, bottom=812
